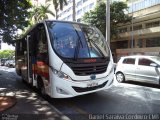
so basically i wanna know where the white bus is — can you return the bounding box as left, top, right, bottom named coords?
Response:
left=15, top=20, right=115, bottom=98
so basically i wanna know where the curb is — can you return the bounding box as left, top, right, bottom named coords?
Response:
left=40, top=96, right=71, bottom=120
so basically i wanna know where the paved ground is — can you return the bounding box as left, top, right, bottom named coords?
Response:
left=47, top=76, right=160, bottom=120
left=0, top=67, right=70, bottom=120
left=1, top=67, right=160, bottom=120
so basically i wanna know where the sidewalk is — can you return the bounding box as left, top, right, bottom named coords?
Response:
left=0, top=67, right=70, bottom=120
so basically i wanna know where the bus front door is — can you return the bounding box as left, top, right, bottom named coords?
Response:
left=22, top=35, right=33, bottom=84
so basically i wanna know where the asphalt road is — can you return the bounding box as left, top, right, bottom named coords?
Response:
left=47, top=81, right=160, bottom=120
left=2, top=67, right=160, bottom=120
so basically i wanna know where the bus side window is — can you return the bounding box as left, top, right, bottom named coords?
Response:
left=38, top=26, right=47, bottom=53
left=37, top=25, right=48, bottom=64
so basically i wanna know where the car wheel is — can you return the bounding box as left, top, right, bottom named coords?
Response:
left=116, top=72, right=125, bottom=83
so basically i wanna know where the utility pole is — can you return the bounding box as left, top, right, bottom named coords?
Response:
left=106, top=0, right=110, bottom=46
left=131, top=0, right=134, bottom=51
left=73, top=0, right=76, bottom=21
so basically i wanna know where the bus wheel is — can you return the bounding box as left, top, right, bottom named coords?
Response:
left=29, top=78, right=33, bottom=87
left=22, top=76, right=26, bottom=83
left=37, top=76, right=46, bottom=97
left=22, top=78, right=25, bottom=83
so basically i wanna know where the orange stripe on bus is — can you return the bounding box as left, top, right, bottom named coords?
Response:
left=32, top=64, right=49, bottom=79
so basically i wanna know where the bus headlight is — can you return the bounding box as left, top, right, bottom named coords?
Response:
left=50, top=66, right=72, bottom=80
left=58, top=71, right=71, bottom=80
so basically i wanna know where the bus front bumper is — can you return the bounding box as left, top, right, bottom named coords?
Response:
left=51, top=71, right=114, bottom=98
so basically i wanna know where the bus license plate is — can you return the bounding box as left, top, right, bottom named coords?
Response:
left=87, top=82, right=98, bottom=87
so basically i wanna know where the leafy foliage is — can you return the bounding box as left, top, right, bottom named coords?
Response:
left=0, top=0, right=32, bottom=44
left=46, top=0, right=67, bottom=19
left=30, top=4, right=55, bottom=23
left=82, top=1, right=131, bottom=39
left=0, top=50, right=15, bottom=59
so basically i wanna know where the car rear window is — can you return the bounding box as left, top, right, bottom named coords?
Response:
left=122, top=58, right=135, bottom=64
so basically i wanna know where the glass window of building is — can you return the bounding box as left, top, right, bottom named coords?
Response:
left=128, top=0, right=160, bottom=13
left=59, top=13, right=62, bottom=18
left=119, top=27, right=127, bottom=33
left=69, top=15, right=72, bottom=20
left=77, top=9, right=82, bottom=15
left=83, top=0, right=88, bottom=3
left=67, top=0, right=72, bottom=3
left=146, top=21, right=160, bottom=28
left=89, top=3, right=94, bottom=9
left=67, top=7, right=72, bottom=12
left=83, top=6, right=89, bottom=12
left=116, top=41, right=128, bottom=49
left=137, top=39, right=143, bottom=48
left=77, top=0, right=82, bottom=7
left=133, top=24, right=142, bottom=30
left=146, top=37, right=160, bottom=47
left=77, top=18, right=81, bottom=22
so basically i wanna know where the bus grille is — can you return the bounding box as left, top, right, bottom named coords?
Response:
left=72, top=81, right=107, bottom=93
left=70, top=62, right=108, bottom=76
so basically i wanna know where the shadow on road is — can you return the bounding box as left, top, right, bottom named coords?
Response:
left=0, top=67, right=68, bottom=120
left=124, top=81, right=160, bottom=89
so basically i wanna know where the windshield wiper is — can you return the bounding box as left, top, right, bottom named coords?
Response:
left=89, top=40, right=105, bottom=58
left=74, top=29, right=83, bottom=60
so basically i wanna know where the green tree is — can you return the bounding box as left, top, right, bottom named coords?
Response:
left=46, top=0, right=67, bottom=19
left=0, top=50, right=15, bottom=59
left=30, top=6, right=40, bottom=23
left=0, top=0, right=32, bottom=44
left=82, top=1, right=131, bottom=39
left=31, top=4, right=55, bottom=23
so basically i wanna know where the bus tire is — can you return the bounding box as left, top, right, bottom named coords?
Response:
left=22, top=75, right=26, bottom=83
left=37, top=76, right=46, bottom=97
left=22, top=78, right=25, bottom=83
left=28, top=78, right=33, bottom=87
left=18, top=69, right=22, bottom=76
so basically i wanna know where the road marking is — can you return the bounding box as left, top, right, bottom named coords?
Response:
left=68, top=103, right=89, bottom=114
left=60, top=101, right=90, bottom=119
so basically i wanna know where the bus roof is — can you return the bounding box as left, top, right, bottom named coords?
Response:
left=18, top=20, right=91, bottom=41
left=45, top=20, right=90, bottom=26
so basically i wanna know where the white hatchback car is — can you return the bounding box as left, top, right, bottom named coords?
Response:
left=115, top=55, right=160, bottom=84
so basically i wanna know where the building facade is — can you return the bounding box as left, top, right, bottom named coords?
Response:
left=58, top=0, right=101, bottom=22
left=112, top=0, right=160, bottom=61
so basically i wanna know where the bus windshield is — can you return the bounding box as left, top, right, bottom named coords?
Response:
left=46, top=21, right=109, bottom=59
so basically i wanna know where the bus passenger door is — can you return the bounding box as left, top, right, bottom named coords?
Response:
left=22, top=35, right=32, bottom=83
left=36, top=24, right=50, bottom=94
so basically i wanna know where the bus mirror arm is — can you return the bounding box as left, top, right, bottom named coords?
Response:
left=44, top=59, right=49, bottom=65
